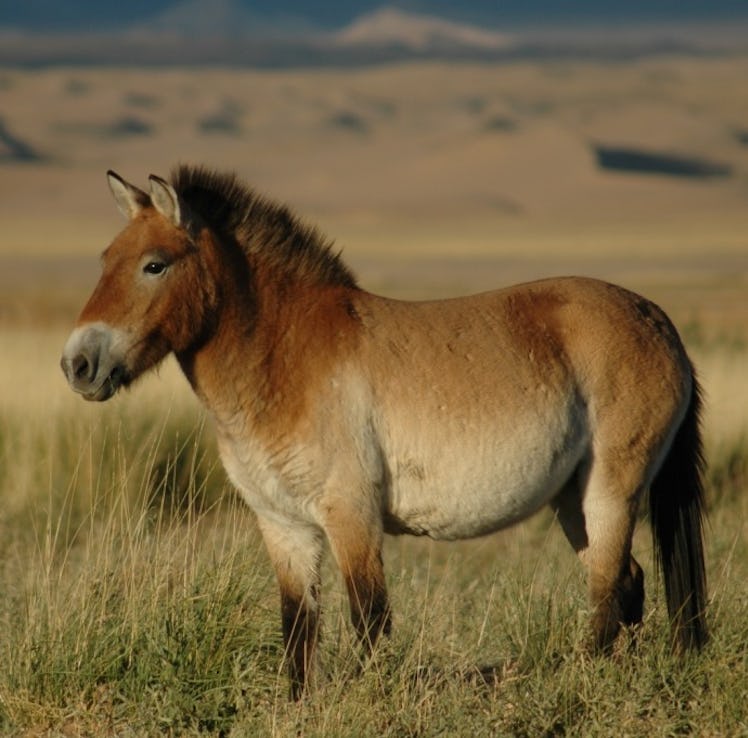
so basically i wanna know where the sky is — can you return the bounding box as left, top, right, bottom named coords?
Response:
left=2, top=0, right=747, bottom=32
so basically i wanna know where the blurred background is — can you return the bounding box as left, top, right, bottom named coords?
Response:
left=1, top=1, right=747, bottom=428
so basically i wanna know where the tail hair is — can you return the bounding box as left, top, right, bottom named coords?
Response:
left=649, top=371, right=708, bottom=651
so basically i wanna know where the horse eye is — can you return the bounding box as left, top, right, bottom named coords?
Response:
left=143, top=261, right=167, bottom=275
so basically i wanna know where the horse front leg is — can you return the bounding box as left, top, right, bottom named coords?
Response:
left=321, top=500, right=391, bottom=653
left=257, top=516, right=325, bottom=700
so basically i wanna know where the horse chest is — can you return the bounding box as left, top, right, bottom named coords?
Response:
left=216, top=426, right=315, bottom=524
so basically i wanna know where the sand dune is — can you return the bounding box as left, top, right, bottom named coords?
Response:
left=1, top=57, right=747, bottom=263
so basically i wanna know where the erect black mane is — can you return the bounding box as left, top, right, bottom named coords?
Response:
left=169, top=164, right=357, bottom=288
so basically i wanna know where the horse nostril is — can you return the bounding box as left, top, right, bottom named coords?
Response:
left=72, top=353, right=90, bottom=380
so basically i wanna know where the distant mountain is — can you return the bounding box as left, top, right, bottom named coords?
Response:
left=1, top=2, right=747, bottom=66
left=140, top=0, right=316, bottom=37
left=332, top=8, right=513, bottom=52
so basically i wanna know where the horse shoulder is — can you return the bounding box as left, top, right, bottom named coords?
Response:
left=211, top=287, right=379, bottom=517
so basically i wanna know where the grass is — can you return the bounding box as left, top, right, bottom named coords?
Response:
left=0, top=317, right=747, bottom=736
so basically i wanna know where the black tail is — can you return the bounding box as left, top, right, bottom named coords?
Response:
left=650, top=371, right=708, bottom=651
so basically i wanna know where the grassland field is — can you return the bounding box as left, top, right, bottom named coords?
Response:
left=1, top=57, right=748, bottom=736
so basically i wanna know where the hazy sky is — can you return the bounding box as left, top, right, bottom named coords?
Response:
left=3, top=0, right=746, bottom=32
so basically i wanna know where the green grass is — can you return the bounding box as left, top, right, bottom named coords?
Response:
left=1, top=340, right=747, bottom=736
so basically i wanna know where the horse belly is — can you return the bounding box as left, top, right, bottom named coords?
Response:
left=384, top=411, right=587, bottom=540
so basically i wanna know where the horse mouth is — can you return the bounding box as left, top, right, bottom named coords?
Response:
left=80, top=365, right=128, bottom=402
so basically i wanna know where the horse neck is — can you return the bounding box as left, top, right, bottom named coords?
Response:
left=176, top=250, right=360, bottom=430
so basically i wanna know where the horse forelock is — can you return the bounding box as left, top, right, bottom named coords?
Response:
left=169, top=164, right=357, bottom=289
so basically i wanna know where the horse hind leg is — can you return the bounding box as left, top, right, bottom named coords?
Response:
left=619, top=557, right=644, bottom=629
left=552, top=460, right=645, bottom=651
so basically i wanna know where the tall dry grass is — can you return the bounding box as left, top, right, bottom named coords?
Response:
left=0, top=316, right=747, bottom=735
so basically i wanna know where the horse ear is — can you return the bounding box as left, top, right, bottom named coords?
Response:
left=107, top=170, right=149, bottom=220
left=148, top=175, right=183, bottom=227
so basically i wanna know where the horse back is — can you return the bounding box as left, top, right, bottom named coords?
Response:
left=353, top=275, right=691, bottom=418
left=342, top=276, right=692, bottom=538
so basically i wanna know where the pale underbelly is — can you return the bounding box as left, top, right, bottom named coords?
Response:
left=383, top=428, right=588, bottom=541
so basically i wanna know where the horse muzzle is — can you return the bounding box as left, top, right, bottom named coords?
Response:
left=61, top=323, right=129, bottom=401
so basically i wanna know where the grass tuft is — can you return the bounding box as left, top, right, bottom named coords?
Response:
left=1, top=330, right=747, bottom=734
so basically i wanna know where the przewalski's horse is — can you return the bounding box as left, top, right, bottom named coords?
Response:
left=61, top=166, right=707, bottom=698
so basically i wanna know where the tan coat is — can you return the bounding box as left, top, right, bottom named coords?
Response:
left=62, top=166, right=708, bottom=699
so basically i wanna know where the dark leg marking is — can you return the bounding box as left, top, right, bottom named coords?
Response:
left=281, top=588, right=320, bottom=701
